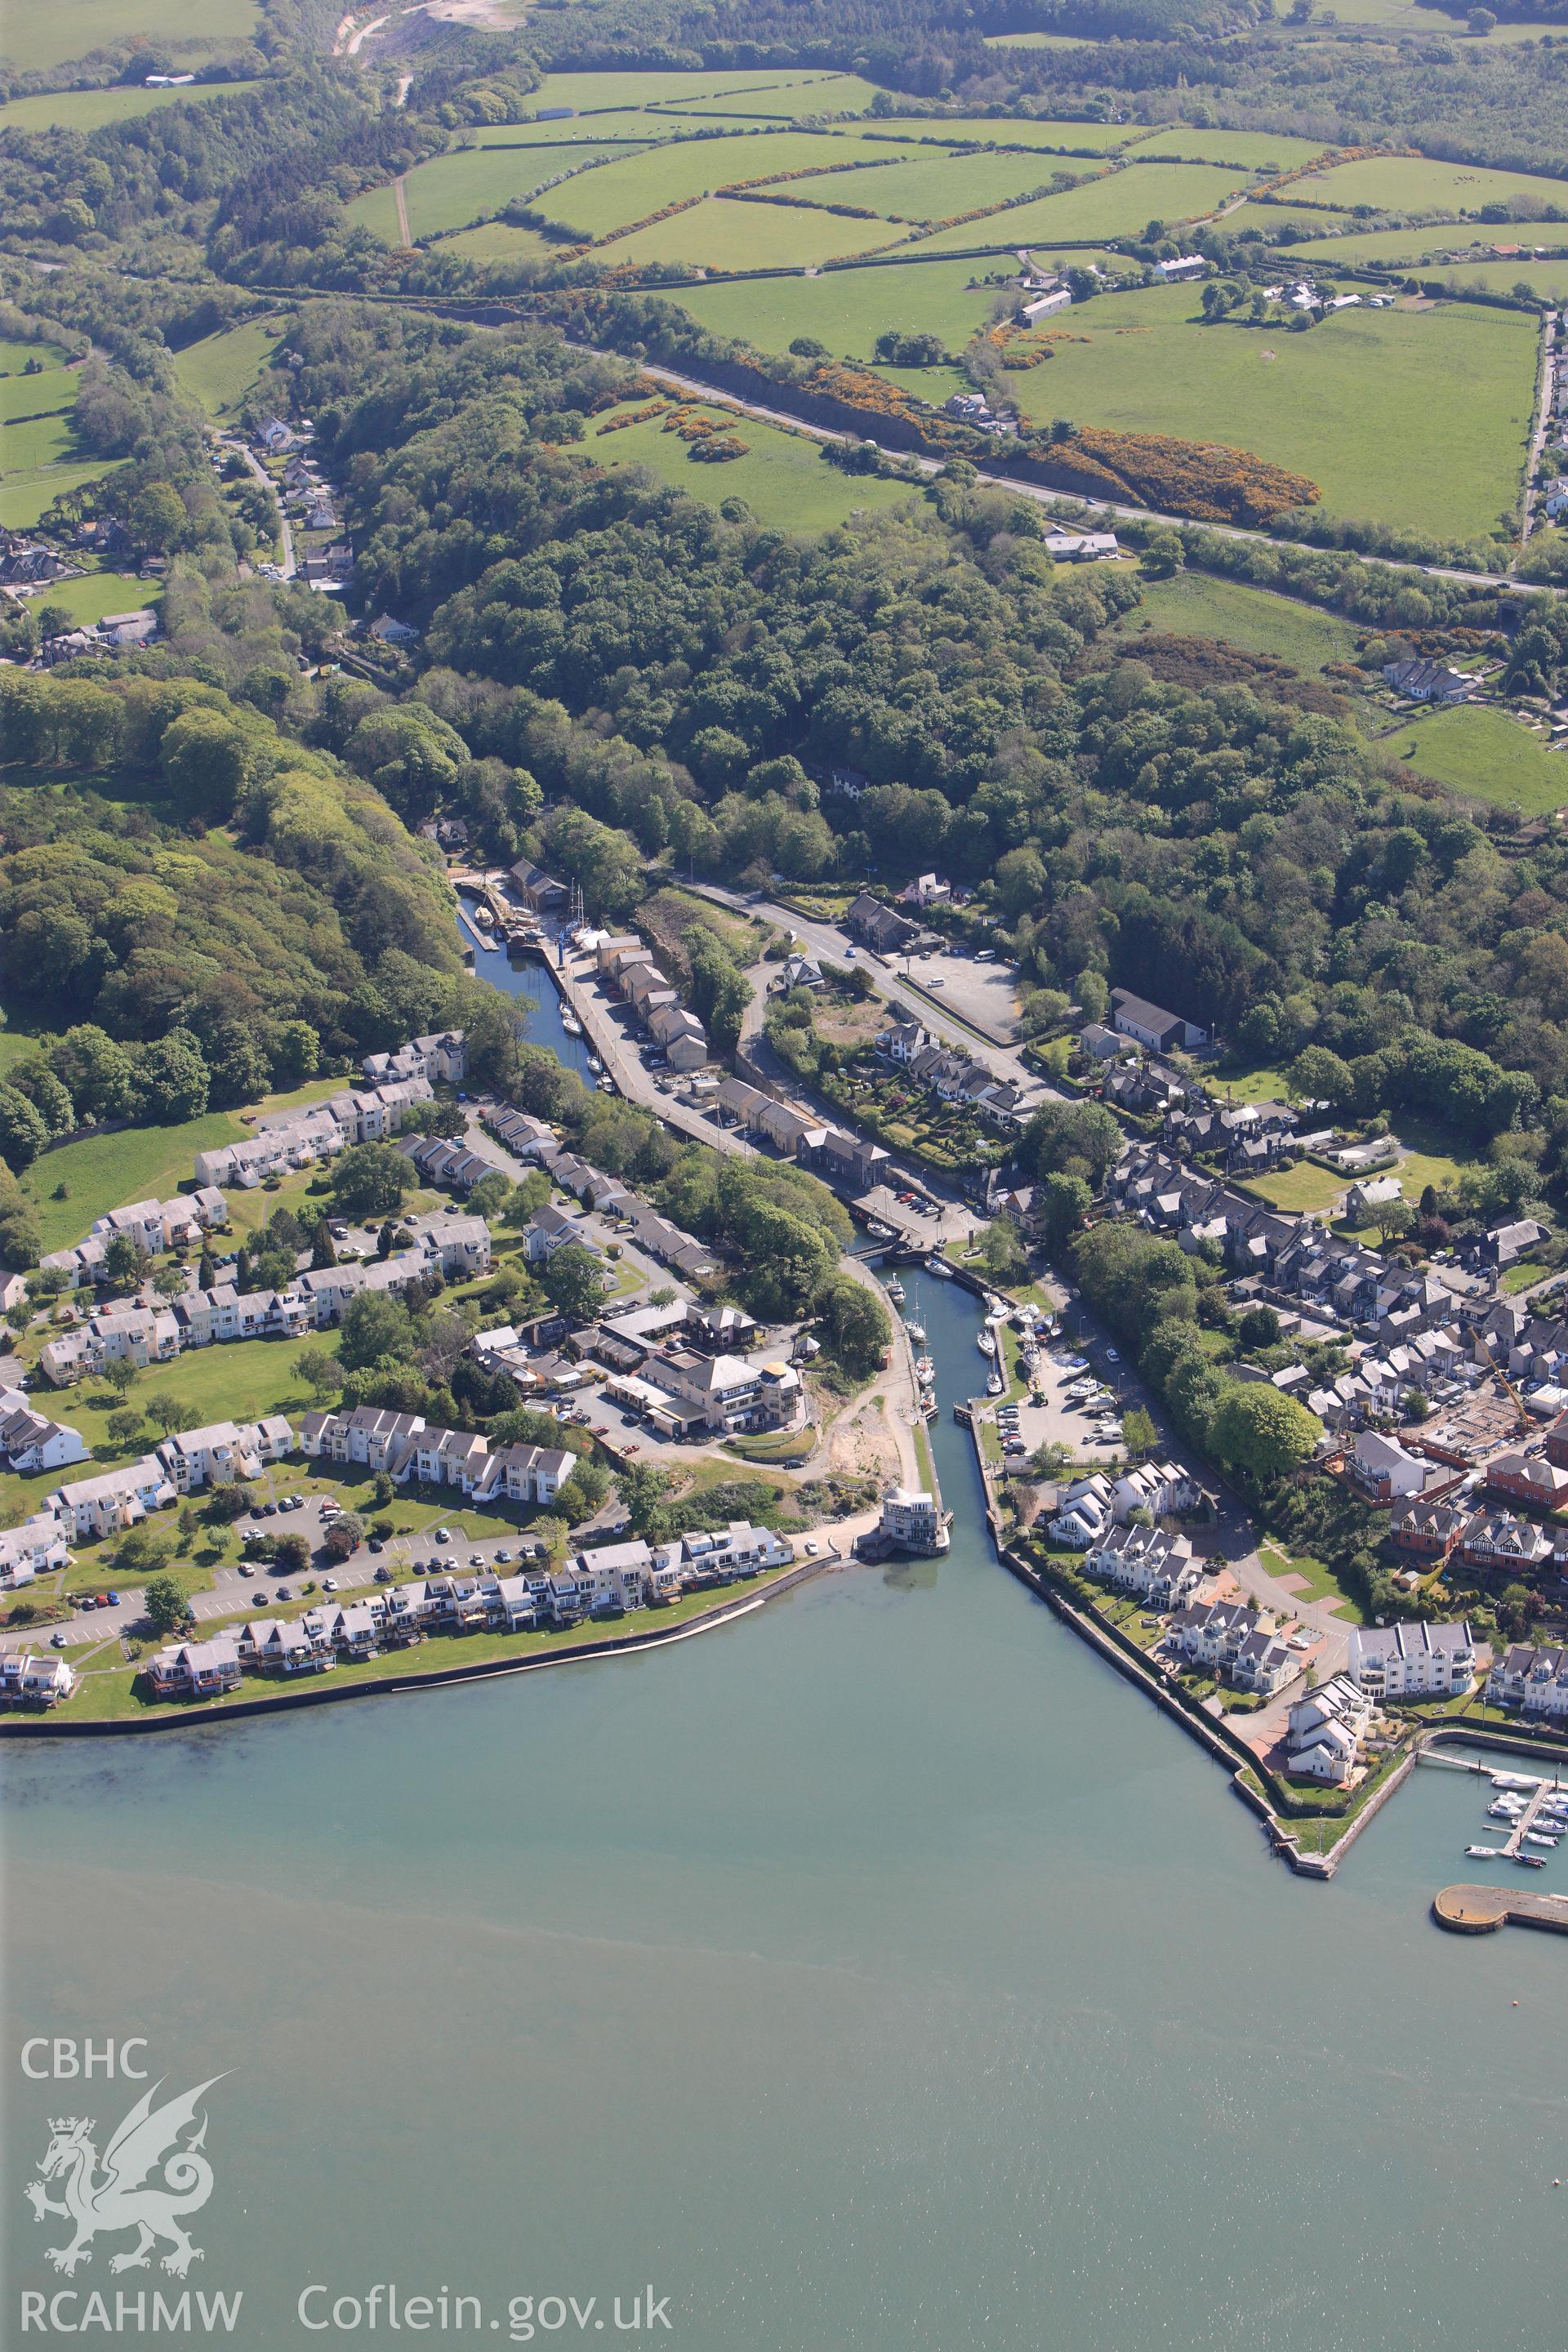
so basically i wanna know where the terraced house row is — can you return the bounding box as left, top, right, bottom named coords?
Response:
left=142, top=1521, right=796, bottom=1701
left=36, top=1212, right=490, bottom=1386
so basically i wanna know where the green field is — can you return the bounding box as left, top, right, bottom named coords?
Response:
left=980, top=29, right=1093, bottom=46
left=0, top=337, right=72, bottom=373
left=890, top=115, right=1144, bottom=153
left=1006, top=284, right=1535, bottom=538
left=530, top=130, right=888, bottom=238
left=1125, top=127, right=1336, bottom=170
left=0, top=78, right=261, bottom=134
left=673, top=257, right=1002, bottom=359
left=526, top=69, right=867, bottom=113
left=1390, top=704, right=1568, bottom=813
left=0, top=0, right=259, bottom=74
left=581, top=398, right=924, bottom=530
left=26, top=569, right=157, bottom=625
left=1263, top=225, right=1486, bottom=265
left=20, top=1113, right=248, bottom=1254
left=3, top=412, right=84, bottom=470
left=1124, top=567, right=1363, bottom=671
left=1304, top=154, right=1568, bottom=215
left=808, top=147, right=1107, bottom=222
left=1218, top=199, right=1363, bottom=238
left=649, top=72, right=885, bottom=116
left=914, top=162, right=1251, bottom=252
left=0, top=458, right=118, bottom=532
left=1428, top=256, right=1568, bottom=301
left=0, top=367, right=78, bottom=422
left=411, top=142, right=662, bottom=241
left=439, top=219, right=560, bottom=265
left=448, top=115, right=673, bottom=148
left=608, top=196, right=898, bottom=270
left=172, top=317, right=284, bottom=416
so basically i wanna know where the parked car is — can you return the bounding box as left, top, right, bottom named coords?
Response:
left=367, top=1536, right=384, bottom=1553
left=106, top=1590, right=120, bottom=1606
left=434, top=1527, right=452, bottom=1544
left=275, top=1586, right=292, bottom=1602
left=51, top=1630, right=69, bottom=1647
left=321, top=1575, right=339, bottom=1593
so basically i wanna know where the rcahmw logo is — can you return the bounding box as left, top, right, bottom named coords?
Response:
left=19, top=2043, right=243, bottom=2335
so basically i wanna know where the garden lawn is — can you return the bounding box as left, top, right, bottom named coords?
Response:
left=1205, top=1061, right=1298, bottom=1105
left=0, top=79, right=261, bottom=133
left=1125, top=568, right=1362, bottom=671
left=1389, top=1127, right=1481, bottom=1201
left=577, top=399, right=924, bottom=530
left=1391, top=705, right=1568, bottom=815
left=913, top=161, right=1254, bottom=252
left=20, top=1111, right=248, bottom=1253
left=671, top=256, right=997, bottom=356
left=0, top=368, right=78, bottom=422
left=0, top=0, right=258, bottom=74
left=604, top=196, right=899, bottom=270
left=1239, top=1160, right=1346, bottom=1212
left=1258, top=1537, right=1371, bottom=1624
left=1306, top=154, right=1568, bottom=215
left=1006, top=286, right=1536, bottom=540
left=172, top=318, right=286, bottom=417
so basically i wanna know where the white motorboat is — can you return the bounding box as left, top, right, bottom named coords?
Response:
left=928, top=1260, right=953, bottom=1280
left=560, top=1009, right=582, bottom=1036
left=1466, top=1846, right=1507, bottom=1859
left=978, top=1332, right=996, bottom=1358
left=886, top=1277, right=906, bottom=1305
left=587, top=1055, right=603, bottom=1074
left=905, top=1321, right=927, bottom=1345
left=987, top=1373, right=1004, bottom=1396
left=1526, top=1833, right=1561, bottom=1850
left=1491, top=1773, right=1542, bottom=1791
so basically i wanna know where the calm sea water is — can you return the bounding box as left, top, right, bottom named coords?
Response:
left=5, top=1070, right=1566, bottom=2348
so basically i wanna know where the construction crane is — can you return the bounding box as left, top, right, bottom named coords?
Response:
left=1475, top=1334, right=1531, bottom=1438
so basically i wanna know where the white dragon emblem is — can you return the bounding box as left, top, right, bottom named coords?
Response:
left=24, top=2076, right=226, bottom=2278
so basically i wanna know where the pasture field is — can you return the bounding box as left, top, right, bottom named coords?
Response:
left=29, top=570, right=158, bottom=625
left=172, top=317, right=283, bottom=416
left=601, top=196, right=898, bottom=270
left=1122, top=127, right=1336, bottom=170
left=439, top=220, right=560, bottom=265
left=3, top=412, right=85, bottom=470
left=650, top=73, right=886, bottom=116
left=981, top=29, right=1092, bottom=45
left=810, top=148, right=1108, bottom=222
left=1261, top=224, right=1490, bottom=264
left=525, top=69, right=862, bottom=113
left=0, top=0, right=258, bottom=75
left=1284, top=0, right=1546, bottom=29
left=382, top=143, right=653, bottom=242
left=0, top=79, right=261, bottom=134
left=350, top=180, right=403, bottom=245
left=1431, top=256, right=1568, bottom=300
left=580, top=398, right=924, bottom=531
left=0, top=368, right=78, bottom=422
left=0, top=338, right=71, bottom=373
left=456, top=113, right=688, bottom=147
left=1006, top=285, right=1535, bottom=539
left=1390, top=705, right=1568, bottom=814
left=0, top=458, right=118, bottom=531
left=913, top=162, right=1251, bottom=252
left=1217, top=199, right=1365, bottom=237
left=672, top=257, right=1004, bottom=358
left=1303, top=154, right=1568, bottom=214
left=1123, top=568, right=1363, bottom=673
left=890, top=115, right=1146, bottom=152
left=530, top=130, right=891, bottom=237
